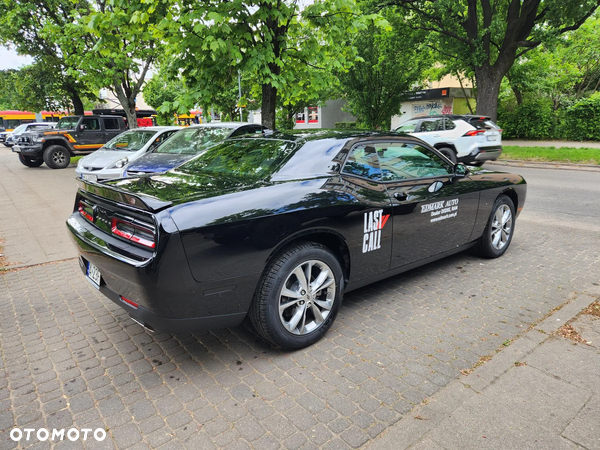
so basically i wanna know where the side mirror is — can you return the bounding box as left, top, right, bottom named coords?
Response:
left=454, top=163, right=469, bottom=177
left=79, top=124, right=87, bottom=131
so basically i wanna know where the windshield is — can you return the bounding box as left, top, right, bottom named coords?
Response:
left=154, top=127, right=232, bottom=155
left=56, top=117, right=80, bottom=129
left=12, top=124, right=27, bottom=134
left=103, top=130, right=157, bottom=152
left=395, top=120, right=418, bottom=133
left=175, top=139, right=295, bottom=180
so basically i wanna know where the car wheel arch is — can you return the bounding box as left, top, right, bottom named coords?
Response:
left=500, top=188, right=519, bottom=212
left=433, top=142, right=457, bottom=152
left=265, top=230, right=351, bottom=287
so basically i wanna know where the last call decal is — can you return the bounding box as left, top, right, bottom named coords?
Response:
left=421, top=198, right=459, bottom=223
left=363, top=209, right=390, bottom=253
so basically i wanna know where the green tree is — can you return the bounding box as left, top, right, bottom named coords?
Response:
left=158, top=0, right=381, bottom=129
left=338, top=13, right=430, bottom=129
left=0, top=0, right=96, bottom=114
left=379, top=0, right=600, bottom=121
left=0, top=69, right=19, bottom=109
left=143, top=68, right=184, bottom=125
left=65, top=0, right=166, bottom=127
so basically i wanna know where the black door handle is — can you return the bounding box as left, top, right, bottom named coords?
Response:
left=393, top=192, right=408, bottom=201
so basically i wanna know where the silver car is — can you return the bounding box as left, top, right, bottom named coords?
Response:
left=4, top=122, right=56, bottom=147
left=75, top=126, right=182, bottom=181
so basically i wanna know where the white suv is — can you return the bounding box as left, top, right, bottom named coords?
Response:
left=394, top=115, right=502, bottom=166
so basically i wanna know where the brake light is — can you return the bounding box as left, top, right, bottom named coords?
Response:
left=463, top=130, right=486, bottom=137
left=111, top=217, right=155, bottom=248
left=78, top=201, right=94, bottom=222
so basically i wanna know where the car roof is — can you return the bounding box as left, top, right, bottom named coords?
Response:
left=230, top=129, right=414, bottom=145
left=405, top=115, right=491, bottom=121
left=185, top=122, right=260, bottom=129
left=133, top=126, right=182, bottom=132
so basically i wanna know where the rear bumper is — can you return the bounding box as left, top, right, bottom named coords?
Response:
left=458, top=146, right=502, bottom=163
left=67, top=213, right=250, bottom=333
left=75, top=256, right=246, bottom=333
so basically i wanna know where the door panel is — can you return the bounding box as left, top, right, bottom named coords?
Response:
left=339, top=143, right=393, bottom=281
left=375, top=141, right=480, bottom=268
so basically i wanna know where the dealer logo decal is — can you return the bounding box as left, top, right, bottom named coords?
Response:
left=362, top=209, right=390, bottom=253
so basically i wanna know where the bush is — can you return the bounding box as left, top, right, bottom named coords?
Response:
left=334, top=122, right=358, bottom=129
left=562, top=92, right=600, bottom=141
left=497, top=98, right=555, bottom=140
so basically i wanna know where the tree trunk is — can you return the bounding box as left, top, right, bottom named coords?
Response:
left=474, top=67, right=504, bottom=122
left=114, top=86, right=138, bottom=129
left=261, top=83, right=277, bottom=130
left=71, top=94, right=84, bottom=115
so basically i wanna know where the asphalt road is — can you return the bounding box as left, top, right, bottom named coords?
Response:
left=488, top=163, right=600, bottom=232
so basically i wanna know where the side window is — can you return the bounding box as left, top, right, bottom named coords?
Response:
left=444, top=118, right=456, bottom=130
left=418, top=119, right=443, bottom=132
left=395, top=120, right=419, bottom=133
left=342, top=145, right=382, bottom=181
left=103, top=118, right=120, bottom=130
left=377, top=142, right=453, bottom=181
left=81, top=118, right=100, bottom=131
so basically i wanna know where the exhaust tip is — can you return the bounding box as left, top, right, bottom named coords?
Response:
left=130, top=316, right=156, bottom=333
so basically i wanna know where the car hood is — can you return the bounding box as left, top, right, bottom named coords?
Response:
left=80, top=149, right=140, bottom=169
left=108, top=170, right=265, bottom=206
left=125, top=153, right=193, bottom=174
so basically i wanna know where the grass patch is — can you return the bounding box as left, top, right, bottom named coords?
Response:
left=71, top=155, right=83, bottom=165
left=500, top=146, right=600, bottom=165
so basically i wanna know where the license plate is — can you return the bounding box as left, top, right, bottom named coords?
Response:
left=12, top=146, right=21, bottom=153
left=87, top=262, right=101, bottom=289
left=81, top=174, right=97, bottom=182
left=486, top=135, right=498, bottom=141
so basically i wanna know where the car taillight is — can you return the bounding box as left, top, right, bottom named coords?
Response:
left=463, top=130, right=486, bottom=137
left=78, top=200, right=94, bottom=222
left=111, top=217, right=156, bottom=248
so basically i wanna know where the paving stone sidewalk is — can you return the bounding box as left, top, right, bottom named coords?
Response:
left=365, top=289, right=600, bottom=450
left=1, top=217, right=599, bottom=449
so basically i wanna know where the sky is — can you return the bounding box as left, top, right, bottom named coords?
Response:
left=0, top=46, right=32, bottom=70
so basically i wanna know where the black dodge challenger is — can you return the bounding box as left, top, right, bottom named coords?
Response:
left=67, top=130, right=527, bottom=349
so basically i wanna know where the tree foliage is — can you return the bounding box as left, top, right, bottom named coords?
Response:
left=0, top=0, right=96, bottom=113
left=338, top=12, right=430, bottom=129
left=157, top=0, right=382, bottom=129
left=377, top=0, right=600, bottom=120
left=143, top=68, right=184, bottom=125
left=0, top=0, right=164, bottom=124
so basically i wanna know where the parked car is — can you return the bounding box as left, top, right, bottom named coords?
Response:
left=4, top=122, right=56, bottom=147
left=123, top=122, right=267, bottom=176
left=13, top=115, right=127, bottom=169
left=67, top=130, right=527, bottom=349
left=75, top=127, right=181, bottom=182
left=394, top=115, right=503, bottom=165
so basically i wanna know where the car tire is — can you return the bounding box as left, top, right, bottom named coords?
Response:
left=437, top=147, right=457, bottom=164
left=43, top=145, right=71, bottom=169
left=18, top=154, right=44, bottom=167
left=475, top=195, right=515, bottom=258
left=249, top=242, right=344, bottom=349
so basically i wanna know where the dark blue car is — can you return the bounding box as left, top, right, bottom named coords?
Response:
left=123, top=122, right=267, bottom=176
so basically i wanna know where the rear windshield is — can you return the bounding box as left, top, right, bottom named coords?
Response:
left=467, top=118, right=498, bottom=130
left=154, top=127, right=231, bottom=155
left=103, top=130, right=157, bottom=151
left=175, top=139, right=295, bottom=180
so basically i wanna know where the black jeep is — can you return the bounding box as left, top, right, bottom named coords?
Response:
left=13, top=115, right=127, bottom=169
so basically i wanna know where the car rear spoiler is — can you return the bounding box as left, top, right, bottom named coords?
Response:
left=77, top=179, right=172, bottom=212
